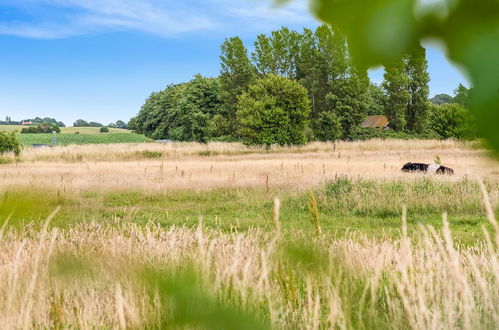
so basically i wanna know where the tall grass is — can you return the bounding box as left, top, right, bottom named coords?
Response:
left=0, top=210, right=497, bottom=329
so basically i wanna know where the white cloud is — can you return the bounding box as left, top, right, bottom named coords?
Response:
left=0, top=0, right=316, bottom=39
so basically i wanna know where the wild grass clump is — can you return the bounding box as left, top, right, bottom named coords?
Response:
left=137, top=150, right=163, bottom=159
left=319, top=177, right=487, bottom=218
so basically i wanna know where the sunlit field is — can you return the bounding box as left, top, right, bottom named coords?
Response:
left=0, top=139, right=498, bottom=329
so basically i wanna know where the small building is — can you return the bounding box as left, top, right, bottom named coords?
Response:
left=360, top=115, right=389, bottom=129
left=21, top=120, right=32, bottom=126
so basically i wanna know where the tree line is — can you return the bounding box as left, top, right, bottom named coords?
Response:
left=129, top=25, right=476, bottom=145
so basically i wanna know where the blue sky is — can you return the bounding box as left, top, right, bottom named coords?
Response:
left=0, top=0, right=468, bottom=126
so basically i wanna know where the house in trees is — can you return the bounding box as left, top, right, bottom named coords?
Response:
left=360, top=115, right=390, bottom=129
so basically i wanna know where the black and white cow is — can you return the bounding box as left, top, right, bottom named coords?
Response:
left=401, top=162, right=454, bottom=175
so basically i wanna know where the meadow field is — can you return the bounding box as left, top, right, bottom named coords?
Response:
left=0, top=139, right=498, bottom=329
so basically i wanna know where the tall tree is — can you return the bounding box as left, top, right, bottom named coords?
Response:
left=219, top=37, right=255, bottom=136
left=252, top=34, right=275, bottom=75
left=383, top=58, right=410, bottom=131
left=328, top=64, right=369, bottom=138
left=406, top=44, right=430, bottom=133
left=297, top=28, right=325, bottom=118
left=453, top=83, right=470, bottom=107
left=252, top=27, right=301, bottom=79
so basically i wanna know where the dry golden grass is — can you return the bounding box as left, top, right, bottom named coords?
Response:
left=0, top=213, right=497, bottom=329
left=1, top=140, right=497, bottom=193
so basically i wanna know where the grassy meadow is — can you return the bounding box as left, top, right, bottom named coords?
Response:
left=0, top=139, right=498, bottom=328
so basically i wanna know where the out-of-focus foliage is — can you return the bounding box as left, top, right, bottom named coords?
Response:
left=237, top=74, right=311, bottom=146
left=141, top=266, right=269, bottom=329
left=0, top=131, right=21, bottom=156
left=300, top=0, right=499, bottom=151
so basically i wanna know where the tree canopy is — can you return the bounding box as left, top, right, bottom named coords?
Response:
left=237, top=75, right=310, bottom=146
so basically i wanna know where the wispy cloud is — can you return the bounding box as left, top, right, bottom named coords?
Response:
left=0, top=0, right=315, bottom=39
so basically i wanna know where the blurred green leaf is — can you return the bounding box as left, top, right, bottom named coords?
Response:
left=141, top=265, right=269, bottom=329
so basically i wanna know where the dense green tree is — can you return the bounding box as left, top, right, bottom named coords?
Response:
left=453, top=83, right=471, bottom=107
left=130, top=75, right=222, bottom=142
left=366, top=84, right=386, bottom=115
left=431, top=94, right=454, bottom=105
left=115, top=120, right=128, bottom=129
left=406, top=44, right=430, bottom=133
left=73, top=119, right=88, bottom=127
left=328, top=65, right=369, bottom=137
left=313, top=111, right=341, bottom=141
left=297, top=26, right=350, bottom=119
left=0, top=131, right=21, bottom=156
left=382, top=58, right=410, bottom=131
left=429, top=103, right=476, bottom=140
left=219, top=37, right=255, bottom=136
left=237, top=75, right=311, bottom=146
left=252, top=27, right=302, bottom=79
left=296, top=28, right=326, bottom=118
left=252, top=34, right=275, bottom=75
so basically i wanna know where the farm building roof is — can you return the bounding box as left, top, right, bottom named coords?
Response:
left=361, top=115, right=389, bottom=128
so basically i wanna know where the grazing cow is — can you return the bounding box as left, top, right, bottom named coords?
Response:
left=401, top=162, right=454, bottom=175
left=436, top=165, right=454, bottom=175
left=401, top=162, right=429, bottom=173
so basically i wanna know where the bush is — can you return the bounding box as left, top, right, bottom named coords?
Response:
left=21, top=127, right=37, bottom=134
left=236, top=75, right=311, bottom=146
left=348, top=127, right=439, bottom=141
left=429, top=103, right=477, bottom=140
left=100, top=127, right=109, bottom=133
left=0, top=131, right=21, bottom=156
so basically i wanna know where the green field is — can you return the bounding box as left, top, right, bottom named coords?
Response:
left=2, top=178, right=495, bottom=246
left=0, top=125, right=132, bottom=134
left=17, top=133, right=150, bottom=145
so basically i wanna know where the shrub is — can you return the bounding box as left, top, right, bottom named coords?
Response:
left=100, top=127, right=109, bottom=133
left=0, top=131, right=21, bottom=156
left=348, top=127, right=439, bottom=141
left=236, top=74, right=311, bottom=146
